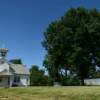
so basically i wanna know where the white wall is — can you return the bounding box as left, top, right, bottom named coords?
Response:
left=0, top=77, right=8, bottom=87
left=20, top=75, right=30, bottom=86
left=0, top=63, right=9, bottom=72
left=11, top=75, right=30, bottom=86
left=9, top=76, right=13, bottom=87
left=84, top=78, right=100, bottom=85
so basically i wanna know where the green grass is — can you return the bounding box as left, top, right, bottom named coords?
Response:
left=0, top=86, right=100, bottom=100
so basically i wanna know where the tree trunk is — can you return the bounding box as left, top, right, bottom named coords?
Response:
left=54, top=73, right=60, bottom=82
left=65, top=68, right=68, bottom=77
left=53, top=71, right=61, bottom=86
left=80, top=77, right=85, bottom=85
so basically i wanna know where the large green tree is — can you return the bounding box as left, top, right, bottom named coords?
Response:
left=42, top=7, right=100, bottom=85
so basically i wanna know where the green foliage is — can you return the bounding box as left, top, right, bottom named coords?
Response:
left=62, top=76, right=80, bottom=86
left=92, top=71, right=100, bottom=78
left=30, top=65, right=53, bottom=86
left=42, top=7, right=100, bottom=85
left=9, top=59, right=22, bottom=64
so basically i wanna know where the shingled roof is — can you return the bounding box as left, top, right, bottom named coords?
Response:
left=0, top=70, right=12, bottom=76
left=10, top=64, right=30, bottom=75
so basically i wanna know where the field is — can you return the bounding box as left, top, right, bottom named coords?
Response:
left=0, top=86, right=100, bottom=100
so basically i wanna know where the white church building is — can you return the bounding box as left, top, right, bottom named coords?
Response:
left=0, top=48, right=30, bottom=87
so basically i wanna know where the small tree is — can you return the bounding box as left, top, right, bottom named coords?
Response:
left=30, top=65, right=53, bottom=86
left=10, top=59, right=22, bottom=64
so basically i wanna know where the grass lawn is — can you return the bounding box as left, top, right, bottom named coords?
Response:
left=0, top=86, right=100, bottom=100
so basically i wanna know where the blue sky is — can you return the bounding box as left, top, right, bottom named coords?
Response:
left=0, top=0, right=100, bottom=68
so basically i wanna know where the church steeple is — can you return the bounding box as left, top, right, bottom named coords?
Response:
left=0, top=48, right=8, bottom=59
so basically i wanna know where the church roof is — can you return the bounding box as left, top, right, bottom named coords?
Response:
left=0, top=63, right=12, bottom=76
left=0, top=70, right=12, bottom=76
left=10, top=64, right=30, bottom=75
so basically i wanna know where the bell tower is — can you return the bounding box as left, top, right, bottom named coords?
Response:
left=0, top=48, right=8, bottom=64
left=0, top=48, right=8, bottom=59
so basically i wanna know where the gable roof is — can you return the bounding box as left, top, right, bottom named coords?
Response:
left=0, top=63, right=12, bottom=76
left=0, top=69, right=12, bottom=76
left=10, top=64, right=30, bottom=75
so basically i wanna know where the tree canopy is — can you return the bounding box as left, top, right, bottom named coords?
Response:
left=30, top=65, right=53, bottom=86
left=42, top=7, right=100, bottom=85
left=9, top=59, right=22, bottom=64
